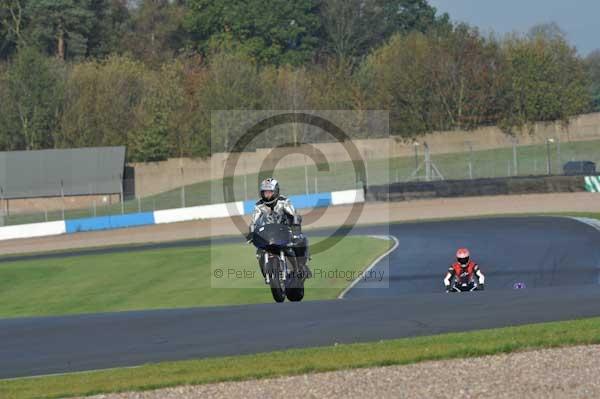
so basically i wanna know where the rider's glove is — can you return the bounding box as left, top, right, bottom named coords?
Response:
left=478, top=284, right=485, bottom=291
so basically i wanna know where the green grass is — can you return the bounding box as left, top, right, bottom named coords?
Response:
left=0, top=236, right=391, bottom=318
left=2, top=316, right=600, bottom=399
left=5, top=138, right=599, bottom=226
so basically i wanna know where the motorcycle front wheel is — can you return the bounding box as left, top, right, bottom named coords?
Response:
left=267, top=257, right=286, bottom=303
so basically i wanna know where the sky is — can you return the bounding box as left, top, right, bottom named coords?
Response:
left=428, top=0, right=600, bottom=56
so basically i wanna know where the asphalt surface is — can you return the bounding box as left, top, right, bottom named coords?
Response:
left=1, top=216, right=600, bottom=379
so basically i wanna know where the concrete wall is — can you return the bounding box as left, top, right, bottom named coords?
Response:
left=2, top=194, right=121, bottom=216
left=131, top=113, right=600, bottom=198
left=367, top=175, right=586, bottom=202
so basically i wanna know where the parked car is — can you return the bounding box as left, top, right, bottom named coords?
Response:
left=563, top=161, right=596, bottom=175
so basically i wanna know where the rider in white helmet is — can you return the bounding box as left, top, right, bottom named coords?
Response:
left=248, top=177, right=311, bottom=278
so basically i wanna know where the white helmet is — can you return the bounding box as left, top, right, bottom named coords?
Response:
left=259, top=177, right=280, bottom=204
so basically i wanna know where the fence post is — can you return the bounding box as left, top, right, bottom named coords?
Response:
left=180, top=168, right=186, bottom=208
left=304, top=155, right=309, bottom=194
left=0, top=186, right=4, bottom=226
left=365, top=157, right=370, bottom=186
left=546, top=138, right=554, bottom=175
left=119, top=173, right=124, bottom=215
left=424, top=142, right=431, bottom=181
left=512, top=137, right=518, bottom=176
left=467, top=141, right=473, bottom=179
left=557, top=137, right=561, bottom=174
left=413, top=142, right=419, bottom=170
left=60, top=180, right=65, bottom=220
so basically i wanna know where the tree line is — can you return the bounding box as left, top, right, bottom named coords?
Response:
left=0, top=1, right=599, bottom=162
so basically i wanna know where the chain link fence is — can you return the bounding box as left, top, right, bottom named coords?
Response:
left=1, top=135, right=598, bottom=227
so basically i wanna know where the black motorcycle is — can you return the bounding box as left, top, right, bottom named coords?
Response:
left=448, top=273, right=483, bottom=292
left=251, top=214, right=307, bottom=303
left=448, top=281, right=480, bottom=292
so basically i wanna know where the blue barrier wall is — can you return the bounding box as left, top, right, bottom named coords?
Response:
left=0, top=189, right=364, bottom=241
left=243, top=199, right=257, bottom=215
left=288, top=192, right=332, bottom=209
left=65, top=212, right=155, bottom=233
left=243, top=192, right=332, bottom=215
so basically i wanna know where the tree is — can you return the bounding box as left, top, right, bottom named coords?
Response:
left=121, top=0, right=188, bottom=66
left=528, top=22, right=566, bottom=42
left=585, top=50, right=600, bottom=112
left=194, top=50, right=264, bottom=152
left=25, top=0, right=94, bottom=60
left=129, top=110, right=170, bottom=162
left=87, top=0, right=132, bottom=58
left=2, top=46, right=64, bottom=150
left=0, top=0, right=26, bottom=59
left=320, top=0, right=449, bottom=62
left=427, top=24, right=507, bottom=130
left=59, top=55, right=148, bottom=148
left=500, top=33, right=590, bottom=133
left=185, top=0, right=321, bottom=65
left=358, top=32, right=434, bottom=136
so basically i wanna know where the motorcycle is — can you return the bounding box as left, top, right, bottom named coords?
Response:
left=447, top=273, right=483, bottom=293
left=251, top=213, right=307, bottom=303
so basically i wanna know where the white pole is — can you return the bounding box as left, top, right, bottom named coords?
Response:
left=512, top=138, right=518, bottom=176
left=60, top=180, right=65, bottom=220
left=180, top=168, right=185, bottom=208
left=304, top=155, right=309, bottom=194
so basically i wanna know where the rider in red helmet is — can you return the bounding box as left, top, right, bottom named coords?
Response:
left=443, top=248, right=485, bottom=292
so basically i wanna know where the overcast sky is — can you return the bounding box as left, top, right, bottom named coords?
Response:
left=428, top=0, right=599, bottom=56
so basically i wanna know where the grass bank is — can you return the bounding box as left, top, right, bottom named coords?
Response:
left=0, top=236, right=391, bottom=318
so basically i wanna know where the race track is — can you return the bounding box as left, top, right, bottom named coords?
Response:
left=1, top=216, right=600, bottom=379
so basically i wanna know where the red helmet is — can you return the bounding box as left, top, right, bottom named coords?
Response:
left=456, top=248, right=470, bottom=266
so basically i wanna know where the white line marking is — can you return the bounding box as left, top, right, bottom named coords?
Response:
left=569, top=217, right=600, bottom=234
left=0, top=365, right=143, bottom=381
left=337, top=234, right=400, bottom=299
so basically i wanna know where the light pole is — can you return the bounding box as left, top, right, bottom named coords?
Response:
left=546, top=138, right=555, bottom=175
left=467, top=141, right=473, bottom=179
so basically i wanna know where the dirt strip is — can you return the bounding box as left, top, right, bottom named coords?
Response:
left=1, top=192, right=599, bottom=256
left=76, top=344, right=600, bottom=399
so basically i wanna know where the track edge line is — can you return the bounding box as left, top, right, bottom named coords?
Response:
left=337, top=235, right=399, bottom=299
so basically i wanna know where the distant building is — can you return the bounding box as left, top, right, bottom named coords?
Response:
left=0, top=147, right=126, bottom=217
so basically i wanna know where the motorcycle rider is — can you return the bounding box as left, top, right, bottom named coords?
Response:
left=444, top=248, right=485, bottom=292
left=248, top=177, right=311, bottom=279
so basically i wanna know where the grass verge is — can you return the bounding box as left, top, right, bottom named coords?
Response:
left=2, top=316, right=600, bottom=399
left=0, top=236, right=391, bottom=318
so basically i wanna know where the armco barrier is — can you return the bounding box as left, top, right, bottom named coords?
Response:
left=366, top=175, right=586, bottom=202
left=65, top=212, right=155, bottom=234
left=0, top=220, right=66, bottom=241
left=0, top=189, right=364, bottom=242
left=154, top=202, right=244, bottom=224
left=331, top=189, right=365, bottom=205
